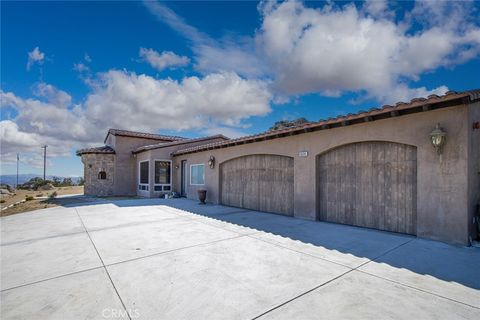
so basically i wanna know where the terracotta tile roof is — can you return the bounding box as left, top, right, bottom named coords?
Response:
left=76, top=145, right=115, bottom=156
left=132, top=134, right=229, bottom=154
left=104, top=128, right=187, bottom=143
left=172, top=89, right=480, bottom=157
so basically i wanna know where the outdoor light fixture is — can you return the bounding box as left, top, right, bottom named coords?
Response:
left=208, top=156, right=215, bottom=169
left=175, top=164, right=179, bottom=169
left=430, top=123, right=446, bottom=155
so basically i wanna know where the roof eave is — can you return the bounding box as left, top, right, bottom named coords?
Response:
left=172, top=93, right=473, bottom=157
left=76, top=145, right=116, bottom=156
left=76, top=151, right=116, bottom=156
left=104, top=128, right=187, bottom=143
left=131, top=134, right=230, bottom=155
left=103, top=130, right=112, bottom=144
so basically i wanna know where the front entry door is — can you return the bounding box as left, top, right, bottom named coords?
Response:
left=180, top=160, right=187, bottom=197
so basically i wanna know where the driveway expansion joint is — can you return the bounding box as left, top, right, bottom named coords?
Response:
left=356, top=269, right=480, bottom=310
left=245, top=233, right=355, bottom=269
left=74, top=208, right=133, bottom=320
left=251, top=269, right=356, bottom=320
left=104, top=234, right=247, bottom=268
left=251, top=237, right=425, bottom=319
left=0, top=230, right=88, bottom=247
left=0, top=266, right=104, bottom=292
left=3, top=200, right=478, bottom=319
left=354, top=237, right=416, bottom=269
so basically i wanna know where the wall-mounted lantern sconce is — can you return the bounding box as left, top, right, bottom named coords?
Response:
left=175, top=164, right=179, bottom=169
left=430, top=123, right=446, bottom=155
left=208, top=156, right=215, bottom=169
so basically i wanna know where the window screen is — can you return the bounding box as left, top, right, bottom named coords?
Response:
left=140, top=161, right=149, bottom=184
left=155, top=161, right=171, bottom=185
left=190, top=164, right=205, bottom=185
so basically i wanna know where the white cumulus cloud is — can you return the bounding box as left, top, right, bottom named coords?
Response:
left=1, top=71, right=272, bottom=164
left=26, top=47, right=45, bottom=71
left=4, top=0, right=480, bottom=167
left=84, top=70, right=271, bottom=130
left=145, top=0, right=480, bottom=103
left=143, top=1, right=268, bottom=78
left=139, top=48, right=190, bottom=71
left=254, top=0, right=480, bottom=101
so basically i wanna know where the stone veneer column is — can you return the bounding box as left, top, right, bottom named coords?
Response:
left=81, top=153, right=115, bottom=196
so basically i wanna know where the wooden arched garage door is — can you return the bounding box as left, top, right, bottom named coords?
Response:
left=220, top=155, right=294, bottom=216
left=317, top=141, right=417, bottom=234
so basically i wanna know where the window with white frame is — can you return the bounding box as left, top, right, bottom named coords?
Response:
left=138, top=160, right=149, bottom=191
left=154, top=160, right=171, bottom=192
left=190, top=164, right=205, bottom=185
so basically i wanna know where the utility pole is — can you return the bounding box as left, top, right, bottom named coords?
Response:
left=42, top=145, right=47, bottom=180
left=16, top=153, right=19, bottom=188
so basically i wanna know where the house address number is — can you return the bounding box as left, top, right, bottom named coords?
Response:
left=298, top=151, right=308, bottom=157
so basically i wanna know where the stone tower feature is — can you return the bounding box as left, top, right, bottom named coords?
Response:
left=76, top=146, right=115, bottom=196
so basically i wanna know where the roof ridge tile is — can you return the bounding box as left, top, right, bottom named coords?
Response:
left=172, top=88, right=478, bottom=157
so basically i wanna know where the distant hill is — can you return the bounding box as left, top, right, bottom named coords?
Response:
left=0, top=174, right=82, bottom=187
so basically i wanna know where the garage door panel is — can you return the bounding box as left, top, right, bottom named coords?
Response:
left=405, top=159, right=417, bottom=235
left=220, top=155, right=294, bottom=216
left=373, top=161, right=386, bottom=230
left=221, top=161, right=244, bottom=208
left=317, top=141, right=417, bottom=235
left=372, top=142, right=385, bottom=162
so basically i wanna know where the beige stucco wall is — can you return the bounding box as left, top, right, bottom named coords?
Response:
left=134, top=137, right=227, bottom=197
left=112, top=136, right=174, bottom=196
left=105, top=134, right=115, bottom=148
left=174, top=104, right=472, bottom=245
left=468, top=101, right=480, bottom=242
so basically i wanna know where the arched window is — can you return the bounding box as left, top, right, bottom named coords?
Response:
left=98, top=171, right=107, bottom=180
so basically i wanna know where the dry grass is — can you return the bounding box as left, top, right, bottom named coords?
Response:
left=0, top=200, right=58, bottom=217
left=53, top=186, right=84, bottom=196
left=0, top=186, right=84, bottom=217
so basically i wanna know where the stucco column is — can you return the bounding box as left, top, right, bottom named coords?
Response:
left=294, top=152, right=317, bottom=220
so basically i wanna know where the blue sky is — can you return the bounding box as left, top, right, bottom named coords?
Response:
left=1, top=0, right=480, bottom=177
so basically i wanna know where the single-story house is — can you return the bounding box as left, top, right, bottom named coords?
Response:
left=77, top=89, right=480, bottom=246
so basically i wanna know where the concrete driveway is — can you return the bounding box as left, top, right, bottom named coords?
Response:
left=1, top=198, right=479, bottom=319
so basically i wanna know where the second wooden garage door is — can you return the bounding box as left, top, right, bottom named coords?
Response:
left=220, top=154, right=294, bottom=215
left=317, top=141, right=417, bottom=234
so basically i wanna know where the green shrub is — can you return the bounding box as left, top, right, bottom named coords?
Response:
left=49, top=191, right=58, bottom=199
left=18, top=178, right=54, bottom=191
left=25, top=195, right=34, bottom=201
left=36, top=193, right=43, bottom=197
left=0, top=199, right=5, bottom=203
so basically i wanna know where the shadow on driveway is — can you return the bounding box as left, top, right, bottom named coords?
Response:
left=62, top=196, right=480, bottom=292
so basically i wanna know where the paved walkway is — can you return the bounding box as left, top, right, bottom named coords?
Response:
left=1, top=198, right=479, bottom=319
